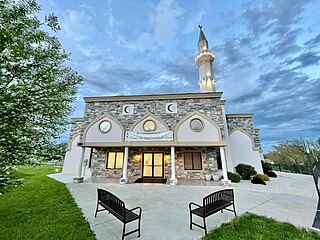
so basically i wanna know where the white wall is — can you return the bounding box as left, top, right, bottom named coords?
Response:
left=229, top=130, right=263, bottom=173
left=85, top=116, right=123, bottom=143
left=62, top=135, right=91, bottom=175
left=177, top=115, right=220, bottom=142
left=131, top=116, right=168, bottom=132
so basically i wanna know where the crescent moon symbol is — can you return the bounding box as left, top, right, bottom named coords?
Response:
left=124, top=106, right=130, bottom=113
left=167, top=104, right=174, bottom=113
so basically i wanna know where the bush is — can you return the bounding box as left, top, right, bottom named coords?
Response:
left=255, top=173, right=269, bottom=181
left=266, top=171, right=277, bottom=178
left=261, top=161, right=273, bottom=173
left=227, top=172, right=241, bottom=183
left=251, top=176, right=266, bottom=185
left=235, top=164, right=257, bottom=180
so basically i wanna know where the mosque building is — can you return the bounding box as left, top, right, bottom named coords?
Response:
left=63, top=26, right=264, bottom=185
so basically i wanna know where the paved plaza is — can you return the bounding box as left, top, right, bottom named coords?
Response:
left=49, top=172, right=318, bottom=240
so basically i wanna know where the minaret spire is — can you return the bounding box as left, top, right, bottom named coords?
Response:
left=195, top=25, right=216, bottom=92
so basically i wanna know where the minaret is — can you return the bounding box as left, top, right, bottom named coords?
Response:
left=195, top=25, right=216, bottom=92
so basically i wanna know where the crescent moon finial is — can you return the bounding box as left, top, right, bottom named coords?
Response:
left=198, top=24, right=202, bottom=30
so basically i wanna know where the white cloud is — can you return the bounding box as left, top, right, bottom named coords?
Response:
left=59, top=9, right=97, bottom=43
left=183, top=10, right=205, bottom=34
left=153, top=0, right=184, bottom=48
left=105, top=0, right=115, bottom=27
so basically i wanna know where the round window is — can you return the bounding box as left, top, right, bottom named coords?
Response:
left=143, top=120, right=157, bottom=131
left=99, top=120, right=112, bottom=133
left=190, top=118, right=204, bottom=132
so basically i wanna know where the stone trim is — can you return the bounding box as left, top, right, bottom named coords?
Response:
left=229, top=128, right=260, bottom=151
left=82, top=113, right=125, bottom=144
left=226, top=114, right=253, bottom=118
left=66, top=133, right=80, bottom=151
left=71, top=117, right=83, bottom=122
left=129, top=112, right=169, bottom=131
left=174, top=111, right=223, bottom=141
left=220, top=100, right=226, bottom=105
left=84, top=92, right=223, bottom=102
left=83, top=141, right=227, bottom=147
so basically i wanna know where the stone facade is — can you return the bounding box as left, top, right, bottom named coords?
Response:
left=175, top=147, right=218, bottom=180
left=80, top=98, right=225, bottom=142
left=69, top=118, right=83, bottom=141
left=226, top=116, right=262, bottom=150
left=90, top=146, right=218, bottom=182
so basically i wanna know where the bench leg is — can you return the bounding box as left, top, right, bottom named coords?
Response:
left=138, top=216, right=141, bottom=238
left=189, top=212, right=193, bottom=230
left=233, top=203, right=237, bottom=217
left=122, top=223, right=126, bottom=240
left=94, top=202, right=99, bottom=218
left=203, top=217, right=207, bottom=236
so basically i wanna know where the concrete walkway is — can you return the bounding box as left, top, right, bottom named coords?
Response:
left=50, top=172, right=318, bottom=240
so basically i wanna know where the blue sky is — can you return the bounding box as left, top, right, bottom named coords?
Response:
left=38, top=0, right=320, bottom=152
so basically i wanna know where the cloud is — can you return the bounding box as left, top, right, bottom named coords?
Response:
left=161, top=50, right=197, bottom=87
left=183, top=10, right=205, bottom=34
left=105, top=0, right=115, bottom=27
left=304, top=33, right=320, bottom=49
left=261, top=29, right=302, bottom=59
left=242, top=0, right=312, bottom=37
left=287, top=52, right=320, bottom=68
left=59, top=9, right=96, bottom=43
left=153, top=0, right=184, bottom=48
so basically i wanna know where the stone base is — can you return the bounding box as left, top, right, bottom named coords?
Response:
left=221, top=179, right=231, bottom=186
left=119, top=178, right=128, bottom=184
left=170, top=178, right=178, bottom=185
left=73, top=177, right=84, bottom=183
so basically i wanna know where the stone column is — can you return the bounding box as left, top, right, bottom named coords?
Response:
left=120, top=146, right=129, bottom=184
left=220, top=146, right=231, bottom=185
left=170, top=146, right=177, bottom=185
left=73, top=147, right=85, bottom=183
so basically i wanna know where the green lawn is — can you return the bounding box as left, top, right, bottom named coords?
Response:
left=203, top=214, right=320, bottom=240
left=0, top=165, right=96, bottom=240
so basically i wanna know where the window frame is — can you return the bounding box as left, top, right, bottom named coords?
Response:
left=106, top=151, right=124, bottom=169
left=184, top=152, right=202, bottom=170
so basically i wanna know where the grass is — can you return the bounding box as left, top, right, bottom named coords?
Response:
left=203, top=213, right=320, bottom=240
left=0, top=165, right=96, bottom=240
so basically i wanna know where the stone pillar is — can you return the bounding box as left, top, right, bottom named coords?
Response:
left=220, top=147, right=231, bottom=185
left=120, top=146, right=129, bottom=184
left=73, top=147, right=85, bottom=183
left=170, top=146, right=177, bottom=185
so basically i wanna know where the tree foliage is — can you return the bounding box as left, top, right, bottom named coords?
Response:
left=265, top=138, right=320, bottom=165
left=0, top=0, right=83, bottom=193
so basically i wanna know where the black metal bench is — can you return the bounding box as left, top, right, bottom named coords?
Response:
left=94, top=188, right=142, bottom=240
left=189, top=189, right=237, bottom=235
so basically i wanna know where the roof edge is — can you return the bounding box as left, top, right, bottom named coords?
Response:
left=84, top=92, right=223, bottom=103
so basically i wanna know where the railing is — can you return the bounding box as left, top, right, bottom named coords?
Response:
left=271, top=163, right=313, bottom=175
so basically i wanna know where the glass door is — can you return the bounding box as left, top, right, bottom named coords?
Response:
left=153, top=153, right=163, bottom=177
left=143, top=153, right=153, bottom=177
left=142, top=152, right=164, bottom=178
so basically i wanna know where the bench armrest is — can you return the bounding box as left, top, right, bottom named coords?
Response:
left=189, top=202, right=202, bottom=210
left=128, top=206, right=142, bottom=216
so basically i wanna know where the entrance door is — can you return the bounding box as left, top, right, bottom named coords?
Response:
left=142, top=153, right=164, bottom=178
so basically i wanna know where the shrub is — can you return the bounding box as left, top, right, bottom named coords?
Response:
left=266, top=171, right=277, bottom=178
left=251, top=176, right=266, bottom=185
left=261, top=161, right=273, bottom=173
left=227, top=172, right=241, bottom=183
left=255, top=173, right=269, bottom=181
left=235, top=164, right=257, bottom=180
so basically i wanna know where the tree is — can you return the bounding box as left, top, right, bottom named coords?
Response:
left=40, top=142, right=68, bottom=161
left=0, top=0, right=83, bottom=193
left=265, top=138, right=320, bottom=166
